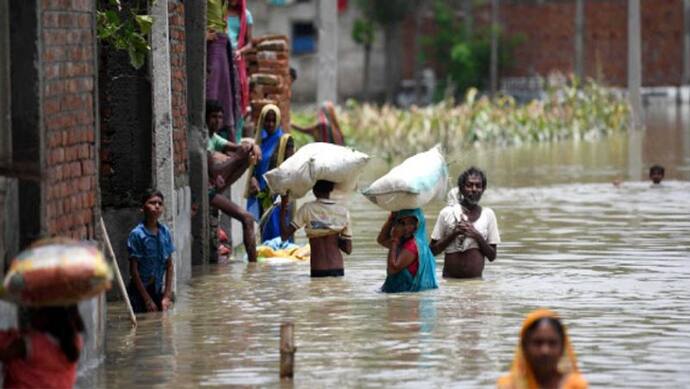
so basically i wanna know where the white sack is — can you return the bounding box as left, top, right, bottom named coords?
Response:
left=362, top=145, right=448, bottom=211
left=264, top=142, right=370, bottom=198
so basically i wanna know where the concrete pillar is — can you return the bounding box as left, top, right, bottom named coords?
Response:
left=628, top=0, right=644, bottom=130
left=317, top=0, right=338, bottom=104
left=0, top=0, right=18, bottom=331
left=150, top=0, right=179, bottom=291
left=184, top=0, right=210, bottom=264
left=489, top=0, right=499, bottom=96
left=575, top=0, right=585, bottom=81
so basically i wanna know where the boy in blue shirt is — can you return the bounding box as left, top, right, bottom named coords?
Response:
left=127, top=189, right=175, bottom=313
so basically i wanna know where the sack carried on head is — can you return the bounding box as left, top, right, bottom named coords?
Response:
left=1, top=239, right=113, bottom=306
left=362, top=145, right=448, bottom=211
left=264, top=142, right=370, bottom=199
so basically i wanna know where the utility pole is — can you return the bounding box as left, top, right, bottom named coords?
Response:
left=682, top=0, right=690, bottom=104
left=628, top=0, right=643, bottom=130
left=462, top=0, right=473, bottom=38
left=317, top=0, right=338, bottom=104
left=575, top=0, right=585, bottom=81
left=489, top=0, right=499, bottom=96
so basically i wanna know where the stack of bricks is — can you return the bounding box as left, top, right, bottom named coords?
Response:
left=41, top=0, right=98, bottom=240
left=246, top=34, right=291, bottom=132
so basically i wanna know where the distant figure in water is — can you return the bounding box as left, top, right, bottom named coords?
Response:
left=291, top=101, right=346, bottom=145
left=430, top=167, right=500, bottom=278
left=497, top=309, right=588, bottom=389
left=376, top=209, right=438, bottom=293
left=612, top=164, right=665, bottom=188
left=649, top=164, right=664, bottom=186
left=280, top=180, right=352, bottom=277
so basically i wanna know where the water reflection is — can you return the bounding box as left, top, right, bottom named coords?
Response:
left=81, top=106, right=690, bottom=388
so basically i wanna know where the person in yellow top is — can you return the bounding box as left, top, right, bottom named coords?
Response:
left=497, top=309, right=588, bottom=389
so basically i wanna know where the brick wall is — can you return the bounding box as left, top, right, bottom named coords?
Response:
left=41, top=0, right=98, bottom=239
left=500, top=0, right=684, bottom=86
left=501, top=2, right=577, bottom=78
left=169, top=0, right=188, bottom=183
left=401, top=0, right=685, bottom=88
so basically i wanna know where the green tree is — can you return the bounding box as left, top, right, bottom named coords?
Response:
left=423, top=0, right=522, bottom=99
left=97, top=0, right=152, bottom=69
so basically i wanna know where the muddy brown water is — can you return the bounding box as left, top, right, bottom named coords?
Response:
left=82, top=104, right=690, bottom=388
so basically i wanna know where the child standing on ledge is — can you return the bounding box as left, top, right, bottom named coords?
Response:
left=127, top=189, right=175, bottom=313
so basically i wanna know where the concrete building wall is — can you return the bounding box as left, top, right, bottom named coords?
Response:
left=251, top=1, right=387, bottom=102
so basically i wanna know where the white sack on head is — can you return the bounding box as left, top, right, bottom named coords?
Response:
left=264, top=142, right=370, bottom=199
left=362, top=145, right=448, bottom=211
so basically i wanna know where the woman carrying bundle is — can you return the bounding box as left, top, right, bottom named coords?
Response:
left=376, top=209, right=438, bottom=293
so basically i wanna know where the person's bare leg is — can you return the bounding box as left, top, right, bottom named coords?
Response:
left=210, top=194, right=257, bottom=262
left=210, top=148, right=251, bottom=186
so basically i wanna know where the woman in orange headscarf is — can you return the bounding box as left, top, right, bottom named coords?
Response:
left=497, top=309, right=588, bottom=389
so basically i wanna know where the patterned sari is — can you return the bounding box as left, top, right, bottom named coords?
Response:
left=381, top=208, right=438, bottom=293
left=316, top=101, right=345, bottom=145
left=497, top=309, right=588, bottom=389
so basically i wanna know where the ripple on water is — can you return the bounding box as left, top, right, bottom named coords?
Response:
left=82, top=180, right=690, bottom=388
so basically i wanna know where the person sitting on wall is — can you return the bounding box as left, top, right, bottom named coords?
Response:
left=206, top=100, right=259, bottom=262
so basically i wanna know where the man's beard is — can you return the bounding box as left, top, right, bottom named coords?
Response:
left=461, top=192, right=482, bottom=206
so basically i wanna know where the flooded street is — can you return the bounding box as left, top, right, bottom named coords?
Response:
left=84, top=104, right=690, bottom=388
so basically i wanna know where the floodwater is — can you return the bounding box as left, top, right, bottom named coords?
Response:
left=83, top=103, right=690, bottom=388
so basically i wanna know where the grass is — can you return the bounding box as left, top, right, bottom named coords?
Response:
left=290, top=76, right=631, bottom=161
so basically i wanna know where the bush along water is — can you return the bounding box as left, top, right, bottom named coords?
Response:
left=289, top=77, right=631, bottom=160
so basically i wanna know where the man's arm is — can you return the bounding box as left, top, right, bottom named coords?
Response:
left=290, top=123, right=316, bottom=137
left=130, top=259, right=157, bottom=312
left=429, top=224, right=463, bottom=256
left=338, top=237, right=352, bottom=254
left=161, top=257, right=174, bottom=311
left=279, top=195, right=297, bottom=241
left=458, top=222, right=497, bottom=261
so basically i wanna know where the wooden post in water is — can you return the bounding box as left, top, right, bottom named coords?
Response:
left=280, top=322, right=296, bottom=378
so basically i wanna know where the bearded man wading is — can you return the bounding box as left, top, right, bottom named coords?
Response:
left=430, top=167, right=501, bottom=278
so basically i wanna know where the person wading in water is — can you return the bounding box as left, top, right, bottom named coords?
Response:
left=430, top=167, right=500, bottom=278
left=279, top=180, right=352, bottom=277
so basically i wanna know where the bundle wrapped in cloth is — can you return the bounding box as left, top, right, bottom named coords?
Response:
left=362, top=145, right=448, bottom=211
left=1, top=239, right=113, bottom=306
left=264, top=142, right=370, bottom=199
